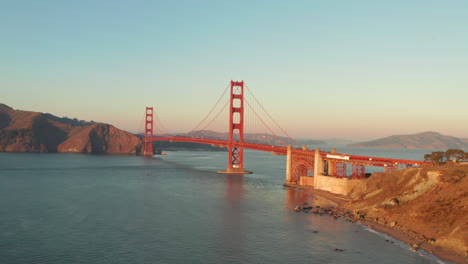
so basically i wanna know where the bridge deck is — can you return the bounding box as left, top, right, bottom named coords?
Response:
left=145, top=137, right=426, bottom=167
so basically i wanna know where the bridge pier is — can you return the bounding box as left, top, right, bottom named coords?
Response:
left=286, top=145, right=293, bottom=183
left=285, top=145, right=320, bottom=185
left=314, top=148, right=325, bottom=186
left=218, top=167, right=252, bottom=174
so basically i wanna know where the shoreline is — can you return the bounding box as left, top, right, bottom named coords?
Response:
left=284, top=184, right=466, bottom=264
left=360, top=219, right=464, bottom=264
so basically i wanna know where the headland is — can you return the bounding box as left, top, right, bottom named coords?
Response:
left=286, top=163, right=468, bottom=264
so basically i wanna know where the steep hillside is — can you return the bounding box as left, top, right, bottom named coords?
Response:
left=57, top=124, right=142, bottom=154
left=0, top=104, right=142, bottom=154
left=346, top=164, right=468, bottom=259
left=348, top=131, right=468, bottom=149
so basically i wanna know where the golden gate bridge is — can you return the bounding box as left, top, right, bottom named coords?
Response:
left=141, top=80, right=426, bottom=184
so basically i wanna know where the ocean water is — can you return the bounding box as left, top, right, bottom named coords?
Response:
left=0, top=148, right=454, bottom=264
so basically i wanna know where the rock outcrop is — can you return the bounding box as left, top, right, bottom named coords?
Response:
left=345, top=164, right=468, bottom=259
left=0, top=104, right=142, bottom=154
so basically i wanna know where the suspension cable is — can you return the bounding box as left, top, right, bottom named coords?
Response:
left=196, top=99, right=229, bottom=133
left=153, top=109, right=172, bottom=136
left=244, top=98, right=289, bottom=146
left=188, top=82, right=230, bottom=133
left=244, top=83, right=300, bottom=147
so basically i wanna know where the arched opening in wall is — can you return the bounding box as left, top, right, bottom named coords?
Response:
left=290, top=161, right=314, bottom=183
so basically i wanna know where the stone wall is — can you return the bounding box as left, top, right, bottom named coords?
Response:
left=313, top=175, right=364, bottom=195
left=299, top=176, right=314, bottom=186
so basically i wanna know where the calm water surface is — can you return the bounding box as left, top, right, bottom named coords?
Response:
left=0, top=148, right=454, bottom=263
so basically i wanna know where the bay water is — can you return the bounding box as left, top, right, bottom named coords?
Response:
left=0, top=148, right=454, bottom=263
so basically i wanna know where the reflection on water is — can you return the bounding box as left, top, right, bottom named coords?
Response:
left=284, top=187, right=309, bottom=209
left=222, top=174, right=244, bottom=261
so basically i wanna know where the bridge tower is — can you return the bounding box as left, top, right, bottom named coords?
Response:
left=143, top=107, right=154, bottom=157
left=218, top=81, right=252, bottom=174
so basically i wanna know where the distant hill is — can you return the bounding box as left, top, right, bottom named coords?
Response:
left=348, top=131, right=468, bottom=149
left=320, top=138, right=355, bottom=145
left=135, top=129, right=327, bottom=152
left=185, top=130, right=310, bottom=146
left=136, top=130, right=325, bottom=152
left=0, top=103, right=142, bottom=154
left=1, top=103, right=310, bottom=154
left=155, top=130, right=325, bottom=147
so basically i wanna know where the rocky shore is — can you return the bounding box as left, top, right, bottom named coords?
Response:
left=286, top=164, right=468, bottom=264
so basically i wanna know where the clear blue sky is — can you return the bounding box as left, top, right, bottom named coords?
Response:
left=1, top=0, right=467, bottom=140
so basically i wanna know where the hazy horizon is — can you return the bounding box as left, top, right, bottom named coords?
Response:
left=1, top=100, right=466, bottom=143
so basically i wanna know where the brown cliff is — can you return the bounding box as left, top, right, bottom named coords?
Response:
left=0, top=104, right=142, bottom=154
left=345, top=164, right=468, bottom=260
left=57, top=124, right=142, bottom=154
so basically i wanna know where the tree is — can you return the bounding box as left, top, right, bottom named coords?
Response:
left=430, top=151, right=446, bottom=166
left=445, top=149, right=465, bottom=162
left=424, top=153, right=431, bottom=163
left=463, top=152, right=468, bottom=162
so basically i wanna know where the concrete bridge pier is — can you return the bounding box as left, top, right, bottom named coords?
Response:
left=313, top=148, right=325, bottom=187
left=285, top=145, right=325, bottom=186
left=285, top=144, right=293, bottom=184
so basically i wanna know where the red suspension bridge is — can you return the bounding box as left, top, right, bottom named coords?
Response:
left=142, top=80, right=426, bottom=184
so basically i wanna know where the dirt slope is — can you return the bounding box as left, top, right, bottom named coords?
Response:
left=346, top=164, right=468, bottom=259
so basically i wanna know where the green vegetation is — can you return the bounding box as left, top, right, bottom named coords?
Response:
left=31, top=116, right=68, bottom=152
left=424, top=149, right=468, bottom=165
left=43, top=113, right=96, bottom=127
left=0, top=112, right=11, bottom=130
left=0, top=128, right=31, bottom=148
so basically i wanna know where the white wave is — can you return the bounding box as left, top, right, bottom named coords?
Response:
left=358, top=223, right=454, bottom=264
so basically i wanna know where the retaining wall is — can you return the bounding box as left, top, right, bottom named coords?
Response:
left=299, top=175, right=364, bottom=195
